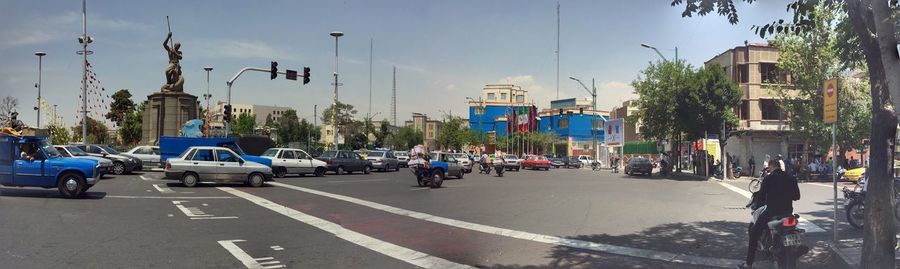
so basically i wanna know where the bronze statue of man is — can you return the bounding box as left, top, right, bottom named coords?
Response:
left=161, top=32, right=185, bottom=92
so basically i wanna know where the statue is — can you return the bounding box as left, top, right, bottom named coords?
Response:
left=161, top=32, right=185, bottom=92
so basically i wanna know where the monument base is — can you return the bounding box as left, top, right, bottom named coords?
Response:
left=141, top=91, right=199, bottom=145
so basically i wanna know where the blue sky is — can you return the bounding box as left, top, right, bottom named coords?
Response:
left=1, top=0, right=789, bottom=128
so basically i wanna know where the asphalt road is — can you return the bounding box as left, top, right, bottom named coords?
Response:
left=0, top=167, right=857, bottom=268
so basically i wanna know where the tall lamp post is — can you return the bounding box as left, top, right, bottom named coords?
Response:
left=569, top=76, right=599, bottom=165
left=330, top=31, right=344, bottom=150
left=640, top=43, right=682, bottom=173
left=34, top=51, right=46, bottom=128
left=77, top=0, right=92, bottom=144
left=203, top=66, right=213, bottom=137
left=466, top=97, right=485, bottom=144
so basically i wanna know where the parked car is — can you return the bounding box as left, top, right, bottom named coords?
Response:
left=625, top=157, right=653, bottom=176
left=503, top=154, right=521, bottom=171
left=564, top=156, right=583, bottom=168
left=159, top=136, right=273, bottom=168
left=394, top=151, right=410, bottom=167
left=54, top=145, right=112, bottom=177
left=842, top=167, right=866, bottom=182
left=449, top=153, right=474, bottom=173
left=365, top=150, right=400, bottom=172
left=578, top=155, right=600, bottom=168
left=260, top=148, right=328, bottom=177
left=316, top=150, right=373, bottom=175
left=125, top=145, right=161, bottom=169
left=2, top=135, right=101, bottom=198
left=548, top=157, right=565, bottom=168
left=522, top=155, right=552, bottom=170
left=73, top=144, right=142, bottom=175
left=164, top=146, right=272, bottom=187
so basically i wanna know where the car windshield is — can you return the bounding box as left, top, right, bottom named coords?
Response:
left=40, top=140, right=62, bottom=158
left=631, top=158, right=650, bottom=164
left=505, top=155, right=517, bottom=159
left=261, top=148, right=279, bottom=157
left=98, top=145, right=120, bottom=154
left=65, top=146, right=89, bottom=156
left=368, top=151, right=385, bottom=157
left=319, top=151, right=338, bottom=158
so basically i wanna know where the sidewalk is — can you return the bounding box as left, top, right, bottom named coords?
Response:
left=831, top=236, right=900, bottom=269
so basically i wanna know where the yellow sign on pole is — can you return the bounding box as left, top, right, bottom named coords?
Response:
left=823, top=79, right=838, bottom=124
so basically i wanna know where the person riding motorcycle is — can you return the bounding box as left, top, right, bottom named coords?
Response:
left=739, top=159, right=801, bottom=269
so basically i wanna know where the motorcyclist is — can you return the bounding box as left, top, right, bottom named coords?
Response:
left=480, top=152, right=491, bottom=171
left=739, top=159, right=801, bottom=269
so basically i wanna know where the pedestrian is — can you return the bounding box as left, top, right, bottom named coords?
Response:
left=749, top=156, right=756, bottom=178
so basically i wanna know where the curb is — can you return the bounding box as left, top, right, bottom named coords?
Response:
left=829, top=244, right=858, bottom=269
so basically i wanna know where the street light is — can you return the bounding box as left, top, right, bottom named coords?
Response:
left=640, top=42, right=682, bottom=173
left=203, top=66, right=213, bottom=137
left=569, top=76, right=601, bottom=165
left=34, top=51, right=46, bottom=128
left=330, top=31, right=344, bottom=150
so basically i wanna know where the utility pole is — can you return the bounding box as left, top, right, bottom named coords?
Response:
left=312, top=104, right=317, bottom=153
left=78, top=0, right=91, bottom=144
left=330, top=31, right=343, bottom=150
left=34, top=51, right=46, bottom=128
left=556, top=1, right=560, bottom=100
left=391, top=66, right=397, bottom=127
left=203, top=66, right=213, bottom=137
left=369, top=38, right=373, bottom=119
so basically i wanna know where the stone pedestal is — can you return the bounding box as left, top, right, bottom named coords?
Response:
left=141, top=91, right=199, bottom=145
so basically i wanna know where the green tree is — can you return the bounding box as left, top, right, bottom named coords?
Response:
left=436, top=116, right=468, bottom=151
left=375, top=119, right=391, bottom=148
left=321, top=101, right=359, bottom=140
left=48, top=124, right=70, bottom=145
left=264, top=114, right=276, bottom=128
left=119, top=104, right=143, bottom=145
left=276, top=110, right=300, bottom=144
left=672, top=1, right=899, bottom=265
left=391, top=126, right=423, bottom=150
left=630, top=60, right=693, bottom=141
left=233, top=112, right=256, bottom=135
left=105, top=89, right=135, bottom=126
left=689, top=63, right=741, bottom=141
left=72, top=117, right=108, bottom=144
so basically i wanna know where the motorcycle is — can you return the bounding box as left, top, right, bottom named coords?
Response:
left=659, top=160, right=669, bottom=177
left=411, top=161, right=443, bottom=188
left=746, top=191, right=809, bottom=268
left=493, top=161, right=505, bottom=177
left=478, top=161, right=492, bottom=174
left=842, top=176, right=900, bottom=229
left=591, top=161, right=600, bottom=171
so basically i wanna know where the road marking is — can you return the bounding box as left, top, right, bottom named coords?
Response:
left=139, top=175, right=163, bottom=181
left=191, top=216, right=239, bottom=220
left=715, top=181, right=826, bottom=233
left=218, top=239, right=279, bottom=269
left=327, top=179, right=390, bottom=183
left=266, top=182, right=741, bottom=268
left=152, top=184, right=175, bottom=194
left=172, top=200, right=238, bottom=220
left=254, top=257, right=274, bottom=261
left=218, top=187, right=475, bottom=269
left=270, top=246, right=284, bottom=251
left=105, top=195, right=233, bottom=199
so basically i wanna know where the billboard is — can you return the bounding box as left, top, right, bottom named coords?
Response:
left=605, top=118, right=624, bottom=146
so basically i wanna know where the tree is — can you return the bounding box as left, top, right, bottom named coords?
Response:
left=264, top=114, right=276, bottom=128
left=0, top=96, right=18, bottom=123
left=321, top=101, right=359, bottom=140
left=277, top=110, right=300, bottom=144
left=345, top=133, right=369, bottom=150
left=48, top=124, right=70, bottom=145
left=672, top=1, right=898, bottom=266
left=375, top=119, right=391, bottom=148
left=72, top=117, right=108, bottom=144
left=436, top=116, right=468, bottom=151
left=630, top=60, right=694, bottom=142
left=391, top=126, right=423, bottom=150
left=119, top=104, right=143, bottom=145
left=233, top=112, right=256, bottom=135
left=105, top=89, right=135, bottom=126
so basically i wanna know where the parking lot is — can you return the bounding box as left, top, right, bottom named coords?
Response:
left=0, top=166, right=866, bottom=268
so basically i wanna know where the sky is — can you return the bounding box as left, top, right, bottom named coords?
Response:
left=0, top=0, right=791, bottom=128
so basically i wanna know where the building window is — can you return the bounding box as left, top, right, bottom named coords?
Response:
left=760, top=99, right=784, bottom=120
left=474, top=106, right=485, bottom=115
left=738, top=64, right=749, bottom=83
left=740, top=100, right=749, bottom=120
left=500, top=93, right=508, bottom=100
left=516, top=95, right=525, bottom=103
left=760, top=63, right=786, bottom=84
left=558, top=119, right=569, bottom=129
left=487, top=93, right=496, bottom=100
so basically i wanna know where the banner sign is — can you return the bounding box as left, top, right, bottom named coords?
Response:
left=823, top=79, right=838, bottom=124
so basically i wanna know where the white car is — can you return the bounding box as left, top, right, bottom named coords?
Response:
left=578, top=155, right=600, bottom=168
left=125, top=145, right=161, bottom=169
left=260, top=148, right=328, bottom=178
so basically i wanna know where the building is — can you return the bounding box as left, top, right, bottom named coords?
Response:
left=537, top=98, right=608, bottom=158
left=705, top=42, right=799, bottom=169
left=404, top=113, right=441, bottom=150
left=209, top=101, right=293, bottom=130
left=609, top=100, right=642, bottom=143
left=468, top=84, right=532, bottom=137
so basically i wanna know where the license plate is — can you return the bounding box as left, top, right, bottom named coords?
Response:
left=783, top=233, right=802, bottom=246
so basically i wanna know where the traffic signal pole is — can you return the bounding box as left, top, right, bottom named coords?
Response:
left=224, top=66, right=308, bottom=134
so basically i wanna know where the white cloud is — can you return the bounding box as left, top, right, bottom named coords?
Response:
left=0, top=12, right=153, bottom=49
left=445, top=84, right=457, bottom=91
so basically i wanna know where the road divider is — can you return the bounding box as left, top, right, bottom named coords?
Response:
left=267, top=181, right=742, bottom=268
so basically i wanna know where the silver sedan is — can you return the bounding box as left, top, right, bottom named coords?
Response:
left=164, top=146, right=272, bottom=187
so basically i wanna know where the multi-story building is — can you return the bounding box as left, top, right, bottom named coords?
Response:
left=537, top=98, right=608, bottom=158
left=404, top=113, right=441, bottom=150
left=706, top=42, right=799, bottom=169
left=609, top=100, right=642, bottom=143
left=209, top=101, right=293, bottom=130
left=318, top=124, right=343, bottom=147
left=468, top=84, right=532, bottom=136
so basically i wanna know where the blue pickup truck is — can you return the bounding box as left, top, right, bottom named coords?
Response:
left=408, top=151, right=466, bottom=188
left=0, top=135, right=101, bottom=198
left=159, top=136, right=272, bottom=168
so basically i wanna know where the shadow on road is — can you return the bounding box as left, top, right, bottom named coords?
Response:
left=0, top=188, right=107, bottom=199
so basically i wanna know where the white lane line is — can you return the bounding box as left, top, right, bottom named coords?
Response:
left=267, top=182, right=741, bottom=268
left=152, top=184, right=175, bottom=194
left=259, top=261, right=281, bottom=265
left=218, top=187, right=475, bottom=269
left=262, top=265, right=285, bottom=269
left=218, top=240, right=265, bottom=269
left=716, top=181, right=826, bottom=233
left=191, top=216, right=239, bottom=220
left=254, top=257, right=274, bottom=261
left=105, top=195, right=233, bottom=199
left=327, top=179, right=390, bottom=183
left=139, top=175, right=162, bottom=181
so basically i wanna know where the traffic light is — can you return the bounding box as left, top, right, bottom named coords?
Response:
left=223, top=104, right=233, bottom=122
left=303, top=67, right=311, bottom=85
left=270, top=61, right=278, bottom=80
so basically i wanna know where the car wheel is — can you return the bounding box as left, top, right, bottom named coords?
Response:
left=112, top=161, right=126, bottom=175
left=431, top=170, right=444, bottom=188
left=336, top=166, right=345, bottom=175
left=457, top=171, right=464, bottom=179
left=247, top=173, right=265, bottom=187
left=181, top=172, right=199, bottom=187
left=57, top=172, right=86, bottom=199
left=516, top=167, right=520, bottom=171
left=364, top=166, right=372, bottom=174
left=314, top=167, right=326, bottom=177
left=274, top=167, right=287, bottom=178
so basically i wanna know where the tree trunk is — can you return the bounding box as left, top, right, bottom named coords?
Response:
left=869, top=0, right=900, bottom=121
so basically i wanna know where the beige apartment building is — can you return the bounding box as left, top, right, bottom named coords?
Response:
left=209, top=101, right=293, bottom=130
left=404, top=113, right=441, bottom=150
left=609, top=100, right=642, bottom=143
left=706, top=43, right=800, bottom=172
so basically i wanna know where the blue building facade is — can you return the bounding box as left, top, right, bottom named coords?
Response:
left=538, top=113, right=607, bottom=143
left=469, top=105, right=533, bottom=137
